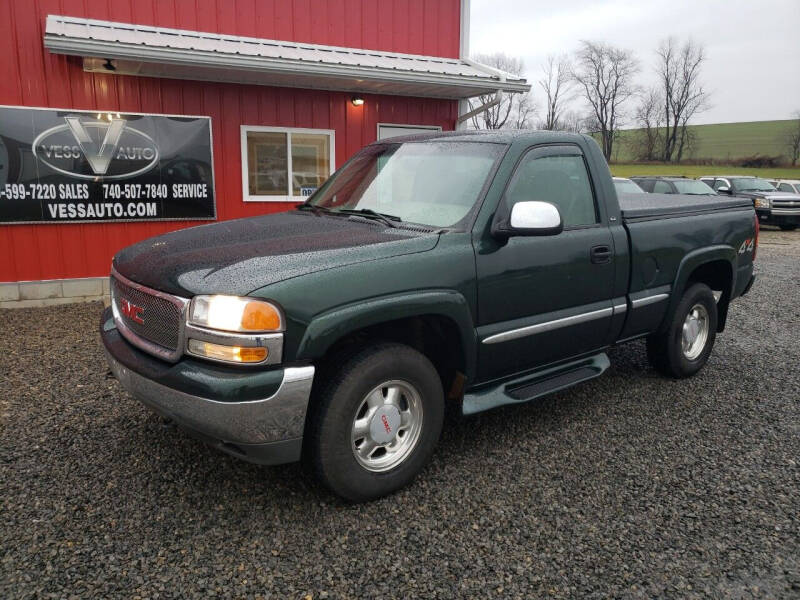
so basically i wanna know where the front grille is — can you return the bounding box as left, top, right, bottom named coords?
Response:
left=111, top=275, right=183, bottom=352
left=772, top=199, right=800, bottom=209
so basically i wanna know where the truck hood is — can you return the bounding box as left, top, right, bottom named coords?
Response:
left=737, top=191, right=800, bottom=200
left=113, top=211, right=439, bottom=297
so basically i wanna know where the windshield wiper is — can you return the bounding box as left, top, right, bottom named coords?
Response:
left=296, top=203, right=332, bottom=214
left=338, top=208, right=401, bottom=228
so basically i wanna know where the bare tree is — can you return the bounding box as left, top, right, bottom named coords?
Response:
left=558, top=110, right=589, bottom=133
left=630, top=87, right=664, bottom=161
left=538, top=54, right=573, bottom=130
left=511, top=92, right=537, bottom=129
left=571, top=41, right=639, bottom=161
left=656, top=37, right=709, bottom=162
left=468, top=53, right=535, bottom=130
left=678, top=125, right=699, bottom=162
left=783, top=110, right=800, bottom=166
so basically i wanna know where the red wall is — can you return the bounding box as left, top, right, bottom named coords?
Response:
left=0, top=0, right=461, bottom=282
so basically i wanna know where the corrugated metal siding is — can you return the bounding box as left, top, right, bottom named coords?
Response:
left=0, top=0, right=460, bottom=282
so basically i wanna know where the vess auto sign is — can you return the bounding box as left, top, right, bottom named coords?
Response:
left=0, top=105, right=215, bottom=223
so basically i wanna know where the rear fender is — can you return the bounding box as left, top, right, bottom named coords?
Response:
left=659, top=245, right=737, bottom=334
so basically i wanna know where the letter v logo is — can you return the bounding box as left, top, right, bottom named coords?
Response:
left=64, top=117, right=126, bottom=175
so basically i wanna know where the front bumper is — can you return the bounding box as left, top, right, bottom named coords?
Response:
left=757, top=209, right=800, bottom=227
left=101, top=308, right=314, bottom=465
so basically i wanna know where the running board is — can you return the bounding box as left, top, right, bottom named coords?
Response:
left=462, top=353, right=610, bottom=415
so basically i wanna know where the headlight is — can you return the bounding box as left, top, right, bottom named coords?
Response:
left=754, top=197, right=770, bottom=209
left=188, top=295, right=284, bottom=332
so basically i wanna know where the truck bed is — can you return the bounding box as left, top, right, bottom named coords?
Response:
left=618, top=193, right=752, bottom=220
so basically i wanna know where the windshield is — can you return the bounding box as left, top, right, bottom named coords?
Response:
left=305, top=142, right=505, bottom=228
left=731, top=177, right=775, bottom=192
left=614, top=179, right=645, bottom=194
left=673, top=179, right=717, bottom=195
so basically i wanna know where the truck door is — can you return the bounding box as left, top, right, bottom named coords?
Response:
left=474, top=144, right=617, bottom=382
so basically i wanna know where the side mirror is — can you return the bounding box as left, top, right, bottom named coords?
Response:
left=493, top=201, right=563, bottom=239
left=716, top=186, right=731, bottom=194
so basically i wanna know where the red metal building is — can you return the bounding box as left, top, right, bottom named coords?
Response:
left=0, top=0, right=528, bottom=305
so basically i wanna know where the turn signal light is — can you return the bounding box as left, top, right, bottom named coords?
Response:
left=188, top=339, right=268, bottom=363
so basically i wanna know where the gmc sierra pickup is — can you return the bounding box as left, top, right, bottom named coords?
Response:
left=102, top=131, right=757, bottom=502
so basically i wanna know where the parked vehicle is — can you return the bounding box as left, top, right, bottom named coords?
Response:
left=102, top=131, right=758, bottom=501
left=768, top=179, right=800, bottom=194
left=631, top=176, right=717, bottom=196
left=699, top=175, right=800, bottom=230
left=613, top=176, right=645, bottom=194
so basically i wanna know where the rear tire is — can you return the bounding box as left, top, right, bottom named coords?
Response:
left=304, top=343, right=444, bottom=502
left=646, top=283, right=718, bottom=378
left=779, top=224, right=797, bottom=231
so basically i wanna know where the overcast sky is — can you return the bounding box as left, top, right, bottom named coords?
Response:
left=469, top=0, right=800, bottom=125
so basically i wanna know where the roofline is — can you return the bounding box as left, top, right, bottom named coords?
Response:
left=43, top=15, right=530, bottom=100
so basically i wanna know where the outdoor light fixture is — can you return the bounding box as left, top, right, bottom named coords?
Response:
left=351, top=96, right=365, bottom=106
left=103, top=58, right=117, bottom=71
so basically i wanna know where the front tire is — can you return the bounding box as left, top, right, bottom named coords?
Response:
left=646, top=282, right=718, bottom=378
left=779, top=224, right=797, bottom=231
left=304, top=343, right=444, bottom=502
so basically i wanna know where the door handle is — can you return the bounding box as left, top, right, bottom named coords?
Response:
left=590, top=245, right=612, bottom=264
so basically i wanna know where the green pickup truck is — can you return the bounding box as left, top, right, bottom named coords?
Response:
left=101, top=131, right=758, bottom=501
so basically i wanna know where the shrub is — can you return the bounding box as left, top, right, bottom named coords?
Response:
left=735, top=155, right=784, bottom=168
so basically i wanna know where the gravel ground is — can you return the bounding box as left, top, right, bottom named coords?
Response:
left=1, top=229, right=798, bottom=599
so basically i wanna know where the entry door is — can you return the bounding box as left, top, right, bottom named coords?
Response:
left=475, top=145, right=616, bottom=381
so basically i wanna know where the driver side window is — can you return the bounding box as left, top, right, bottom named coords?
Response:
left=504, top=153, right=598, bottom=227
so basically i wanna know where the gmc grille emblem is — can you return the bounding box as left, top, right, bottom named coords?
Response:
left=120, top=298, right=144, bottom=324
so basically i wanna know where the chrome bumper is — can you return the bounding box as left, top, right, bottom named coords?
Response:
left=104, top=339, right=314, bottom=464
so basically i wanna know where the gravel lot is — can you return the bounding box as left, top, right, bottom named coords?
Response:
left=2, top=229, right=798, bottom=599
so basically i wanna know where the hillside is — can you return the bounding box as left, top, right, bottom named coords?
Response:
left=610, top=119, right=800, bottom=163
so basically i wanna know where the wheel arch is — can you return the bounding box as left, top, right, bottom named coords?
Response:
left=661, top=245, right=737, bottom=334
left=295, top=289, right=477, bottom=386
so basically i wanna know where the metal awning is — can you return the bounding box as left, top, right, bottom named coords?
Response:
left=44, top=15, right=530, bottom=100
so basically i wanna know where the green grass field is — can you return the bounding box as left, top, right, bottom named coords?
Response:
left=610, top=163, right=800, bottom=179
left=610, top=118, right=800, bottom=163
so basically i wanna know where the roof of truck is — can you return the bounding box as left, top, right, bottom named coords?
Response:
left=368, top=129, right=590, bottom=145
left=698, top=175, right=761, bottom=179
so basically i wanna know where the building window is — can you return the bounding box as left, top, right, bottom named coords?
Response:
left=377, top=123, right=442, bottom=140
left=241, top=126, right=335, bottom=202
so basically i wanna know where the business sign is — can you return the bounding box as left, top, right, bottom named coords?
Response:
left=0, top=106, right=215, bottom=223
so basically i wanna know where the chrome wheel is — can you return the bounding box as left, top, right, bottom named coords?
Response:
left=350, top=380, right=423, bottom=472
left=682, top=303, right=709, bottom=360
